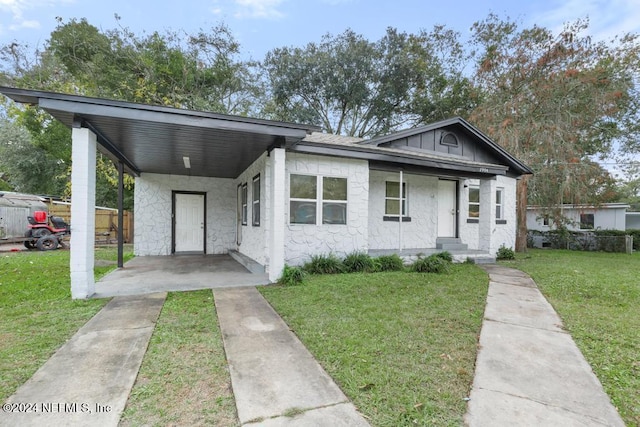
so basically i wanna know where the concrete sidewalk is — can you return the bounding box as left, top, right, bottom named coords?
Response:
left=0, top=293, right=165, bottom=427
left=465, top=265, right=624, bottom=426
left=213, top=287, right=370, bottom=426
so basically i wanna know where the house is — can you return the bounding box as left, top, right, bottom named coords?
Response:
left=0, top=87, right=532, bottom=299
left=527, top=203, right=630, bottom=232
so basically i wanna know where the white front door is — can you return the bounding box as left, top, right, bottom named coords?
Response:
left=438, top=180, right=457, bottom=237
left=174, top=193, right=205, bottom=253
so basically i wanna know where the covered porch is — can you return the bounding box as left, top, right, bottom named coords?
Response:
left=93, top=253, right=270, bottom=298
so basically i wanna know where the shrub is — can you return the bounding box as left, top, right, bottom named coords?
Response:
left=464, top=257, right=476, bottom=264
left=343, top=251, right=376, bottom=273
left=303, top=254, right=344, bottom=274
left=496, top=245, right=515, bottom=260
left=374, top=254, right=405, bottom=272
left=434, top=251, right=453, bottom=262
left=411, top=254, right=450, bottom=273
left=279, top=265, right=306, bottom=286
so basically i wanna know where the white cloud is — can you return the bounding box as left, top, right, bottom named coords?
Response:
left=0, top=0, right=73, bottom=33
left=533, top=0, right=640, bottom=41
left=233, top=0, right=285, bottom=19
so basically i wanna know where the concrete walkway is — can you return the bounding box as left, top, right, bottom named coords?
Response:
left=465, top=265, right=624, bottom=426
left=213, top=287, right=370, bottom=426
left=0, top=293, right=166, bottom=427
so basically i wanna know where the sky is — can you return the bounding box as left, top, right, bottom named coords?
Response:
left=1, top=0, right=640, bottom=61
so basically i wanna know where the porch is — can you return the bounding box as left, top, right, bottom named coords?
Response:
left=93, top=254, right=270, bottom=298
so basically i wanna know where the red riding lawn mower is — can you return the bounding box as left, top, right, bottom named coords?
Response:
left=24, top=211, right=70, bottom=251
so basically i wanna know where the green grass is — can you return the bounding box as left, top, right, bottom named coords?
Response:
left=0, top=246, right=132, bottom=401
left=504, top=249, right=640, bottom=426
left=120, top=290, right=238, bottom=426
left=260, top=265, right=488, bottom=427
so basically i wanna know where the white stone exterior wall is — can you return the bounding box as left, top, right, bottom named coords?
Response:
left=284, top=153, right=369, bottom=266
left=134, top=173, right=236, bottom=256
left=234, top=153, right=268, bottom=265
left=368, top=171, right=440, bottom=250
left=459, top=175, right=517, bottom=254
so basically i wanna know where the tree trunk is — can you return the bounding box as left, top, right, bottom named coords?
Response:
left=515, top=175, right=529, bottom=252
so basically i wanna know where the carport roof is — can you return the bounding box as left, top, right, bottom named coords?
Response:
left=0, top=87, right=319, bottom=178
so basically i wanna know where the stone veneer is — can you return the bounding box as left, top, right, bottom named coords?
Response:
left=368, top=171, right=440, bottom=250
left=234, top=153, right=269, bottom=266
left=284, top=153, right=369, bottom=266
left=134, top=173, right=236, bottom=256
left=459, top=175, right=517, bottom=254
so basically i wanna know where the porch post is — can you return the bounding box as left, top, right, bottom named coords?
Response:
left=117, top=161, right=124, bottom=268
left=479, top=178, right=496, bottom=253
left=268, top=148, right=286, bottom=282
left=70, top=127, right=97, bottom=299
left=398, top=169, right=403, bottom=252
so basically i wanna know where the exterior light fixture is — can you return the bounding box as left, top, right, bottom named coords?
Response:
left=183, top=156, right=191, bottom=169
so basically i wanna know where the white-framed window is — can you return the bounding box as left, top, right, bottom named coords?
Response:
left=322, top=176, right=347, bottom=224
left=252, top=174, right=260, bottom=226
left=241, top=183, right=248, bottom=225
left=496, top=188, right=504, bottom=220
left=290, top=174, right=317, bottom=224
left=385, top=181, right=407, bottom=216
left=289, top=174, right=347, bottom=224
left=579, top=213, right=594, bottom=230
left=468, top=186, right=480, bottom=218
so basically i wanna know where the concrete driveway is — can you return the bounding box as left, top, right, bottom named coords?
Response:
left=94, top=254, right=270, bottom=298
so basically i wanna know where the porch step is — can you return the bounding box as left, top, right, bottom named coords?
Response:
left=436, top=238, right=468, bottom=251
left=452, top=254, right=496, bottom=264
left=228, top=250, right=265, bottom=274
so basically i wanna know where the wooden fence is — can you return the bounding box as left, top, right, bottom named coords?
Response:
left=47, top=203, right=133, bottom=244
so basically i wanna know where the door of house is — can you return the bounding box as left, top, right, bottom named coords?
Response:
left=174, top=193, right=205, bottom=253
left=437, top=180, right=457, bottom=237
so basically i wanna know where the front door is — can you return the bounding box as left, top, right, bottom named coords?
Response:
left=437, top=180, right=457, bottom=237
left=174, top=193, right=205, bottom=253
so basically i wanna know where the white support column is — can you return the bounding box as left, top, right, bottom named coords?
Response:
left=268, top=148, right=286, bottom=282
left=479, top=178, right=496, bottom=253
left=70, top=127, right=97, bottom=299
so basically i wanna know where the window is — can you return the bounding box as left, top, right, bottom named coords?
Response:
left=579, top=213, right=594, bottom=230
left=440, top=132, right=459, bottom=147
left=290, top=174, right=347, bottom=225
left=290, top=174, right=317, bottom=224
left=252, top=174, right=260, bottom=226
left=322, top=177, right=347, bottom=224
left=495, top=188, right=504, bottom=220
left=241, top=183, right=248, bottom=225
left=543, top=216, right=550, bottom=226
left=385, top=181, right=407, bottom=216
left=468, top=187, right=480, bottom=218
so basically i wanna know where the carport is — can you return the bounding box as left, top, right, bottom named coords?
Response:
left=0, top=86, right=317, bottom=298
left=94, top=254, right=270, bottom=298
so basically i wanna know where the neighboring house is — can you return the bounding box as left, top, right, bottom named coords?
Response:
left=527, top=203, right=630, bottom=232
left=0, top=87, right=532, bottom=298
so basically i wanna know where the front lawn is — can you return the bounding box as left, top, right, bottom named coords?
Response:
left=0, top=246, right=132, bottom=401
left=260, top=264, right=488, bottom=427
left=504, top=249, right=640, bottom=426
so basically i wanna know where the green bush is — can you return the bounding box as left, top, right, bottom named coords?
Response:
left=496, top=245, right=516, bottom=260
left=374, top=254, right=405, bottom=272
left=343, top=251, right=376, bottom=273
left=279, top=265, right=306, bottom=286
left=434, top=251, right=453, bottom=262
left=303, top=254, right=344, bottom=274
left=411, top=254, right=450, bottom=273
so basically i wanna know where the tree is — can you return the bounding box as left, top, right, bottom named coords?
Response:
left=0, top=119, right=68, bottom=195
left=262, top=27, right=473, bottom=137
left=468, top=15, right=640, bottom=250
